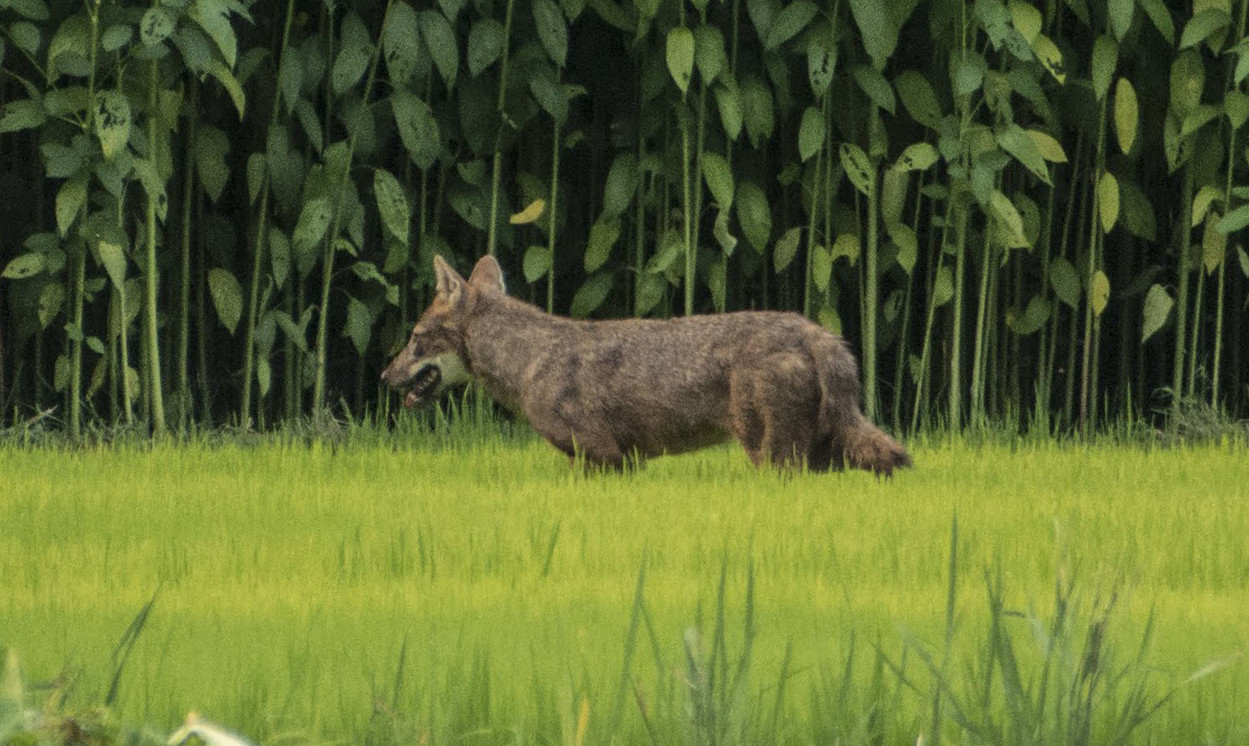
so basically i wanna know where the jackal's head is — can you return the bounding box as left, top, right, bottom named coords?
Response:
left=381, top=255, right=505, bottom=408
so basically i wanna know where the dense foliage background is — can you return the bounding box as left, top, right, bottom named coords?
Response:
left=1, top=0, right=1246, bottom=436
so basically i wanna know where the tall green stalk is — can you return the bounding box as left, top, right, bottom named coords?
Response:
left=1079, top=102, right=1107, bottom=434
left=546, top=118, right=561, bottom=314
left=311, top=0, right=394, bottom=413
left=862, top=144, right=880, bottom=421
left=144, top=59, right=167, bottom=435
left=1172, top=167, right=1194, bottom=413
left=177, top=81, right=198, bottom=429
left=486, top=0, right=516, bottom=257
left=240, top=0, right=296, bottom=427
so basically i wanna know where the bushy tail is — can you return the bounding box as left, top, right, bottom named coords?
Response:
left=807, top=329, right=911, bottom=477
left=842, top=415, right=911, bottom=477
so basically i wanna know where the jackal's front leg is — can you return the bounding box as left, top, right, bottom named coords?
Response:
left=526, top=407, right=626, bottom=469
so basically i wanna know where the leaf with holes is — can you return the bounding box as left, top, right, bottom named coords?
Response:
left=293, top=196, right=333, bottom=256
left=94, top=91, right=131, bottom=161
left=666, top=26, right=694, bottom=95
left=840, top=143, right=875, bottom=196
left=392, top=90, right=441, bottom=170
left=2, top=253, right=45, bottom=280
left=894, top=142, right=939, bottom=172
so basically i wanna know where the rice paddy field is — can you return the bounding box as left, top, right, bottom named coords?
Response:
left=1, top=421, right=1247, bottom=744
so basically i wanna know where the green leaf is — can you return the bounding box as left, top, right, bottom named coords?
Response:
left=194, top=125, right=229, bottom=202
left=392, top=90, right=441, bottom=170
left=694, top=24, right=727, bottom=85
left=570, top=271, right=613, bottom=317
left=602, top=153, right=637, bottom=218
left=523, top=245, right=551, bottom=283
left=208, top=267, right=243, bottom=335
left=714, top=80, right=743, bottom=140
left=635, top=271, right=666, bottom=316
left=831, top=232, right=859, bottom=264
left=10, top=21, right=40, bottom=56
left=1215, top=202, right=1249, bottom=234
left=38, top=282, right=64, bottom=329
left=1237, top=245, right=1249, bottom=278
left=189, top=0, right=241, bottom=68
left=666, top=26, right=694, bottom=96
left=772, top=226, right=801, bottom=272
left=2, top=253, right=45, bottom=280
left=701, top=152, right=734, bottom=210
left=891, top=222, right=917, bottom=273
left=894, top=70, right=942, bottom=129
left=331, top=42, right=371, bottom=95
left=1114, top=78, right=1138, bottom=154
left=56, top=174, right=87, bottom=238
left=468, top=18, right=504, bottom=77
left=997, top=124, right=1051, bottom=185
left=293, top=196, right=333, bottom=255
left=1119, top=178, right=1157, bottom=241
left=989, top=190, right=1029, bottom=248
left=97, top=240, right=127, bottom=289
left=1091, top=35, right=1117, bottom=102
left=839, top=143, right=875, bottom=196
left=853, top=64, right=896, bottom=114
left=1030, top=33, right=1066, bottom=83
left=951, top=54, right=985, bottom=97
left=1170, top=49, right=1204, bottom=120
left=1141, top=283, right=1173, bottom=342
left=713, top=209, right=737, bottom=255
left=269, top=227, right=291, bottom=288
left=1090, top=270, right=1110, bottom=317
left=533, top=0, right=568, bottom=67
left=736, top=181, right=772, bottom=253
left=374, top=169, right=410, bottom=244
left=584, top=218, right=621, bottom=272
left=102, top=24, right=133, bottom=52
left=741, top=77, right=774, bottom=147
left=1049, top=257, right=1081, bottom=308
left=1098, top=171, right=1119, bottom=233
left=208, top=59, right=246, bottom=120
left=1138, top=0, right=1175, bottom=43
left=811, top=244, right=832, bottom=291
left=1192, top=185, right=1222, bottom=228
left=847, top=0, right=899, bottom=69
left=420, top=9, right=459, bottom=90
left=8, top=0, right=49, bottom=20
left=798, top=106, right=825, bottom=162
left=0, top=99, right=46, bottom=133
left=1203, top=212, right=1227, bottom=273
left=932, top=265, right=954, bottom=307
left=529, top=65, right=568, bottom=124
left=1026, top=129, right=1067, bottom=163
left=1225, top=89, right=1249, bottom=130
left=764, top=0, right=817, bottom=51
left=894, top=142, right=939, bottom=172
left=1108, top=0, right=1133, bottom=40
left=94, top=91, right=131, bottom=161
left=1180, top=8, right=1230, bottom=50
left=139, top=7, right=175, bottom=47
left=1006, top=294, right=1051, bottom=335
left=384, top=2, right=423, bottom=85
left=343, top=297, right=373, bottom=356
left=1008, top=0, right=1041, bottom=43
left=807, top=20, right=836, bottom=96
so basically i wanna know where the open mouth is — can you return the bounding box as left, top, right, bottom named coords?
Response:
left=404, top=364, right=442, bottom=408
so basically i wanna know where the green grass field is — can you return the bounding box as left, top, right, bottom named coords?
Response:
left=1, top=423, right=1246, bottom=744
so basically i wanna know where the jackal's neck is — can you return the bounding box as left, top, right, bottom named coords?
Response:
left=463, top=293, right=570, bottom=412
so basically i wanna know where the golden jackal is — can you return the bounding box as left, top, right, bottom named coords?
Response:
left=382, top=255, right=910, bottom=475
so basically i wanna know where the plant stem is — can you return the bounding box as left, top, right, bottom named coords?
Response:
left=145, top=59, right=167, bottom=435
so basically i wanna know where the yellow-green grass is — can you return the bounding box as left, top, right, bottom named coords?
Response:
left=1, top=431, right=1246, bottom=743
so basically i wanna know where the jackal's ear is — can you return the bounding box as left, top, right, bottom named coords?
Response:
left=432, top=255, right=467, bottom=306
left=468, top=255, right=506, bottom=294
